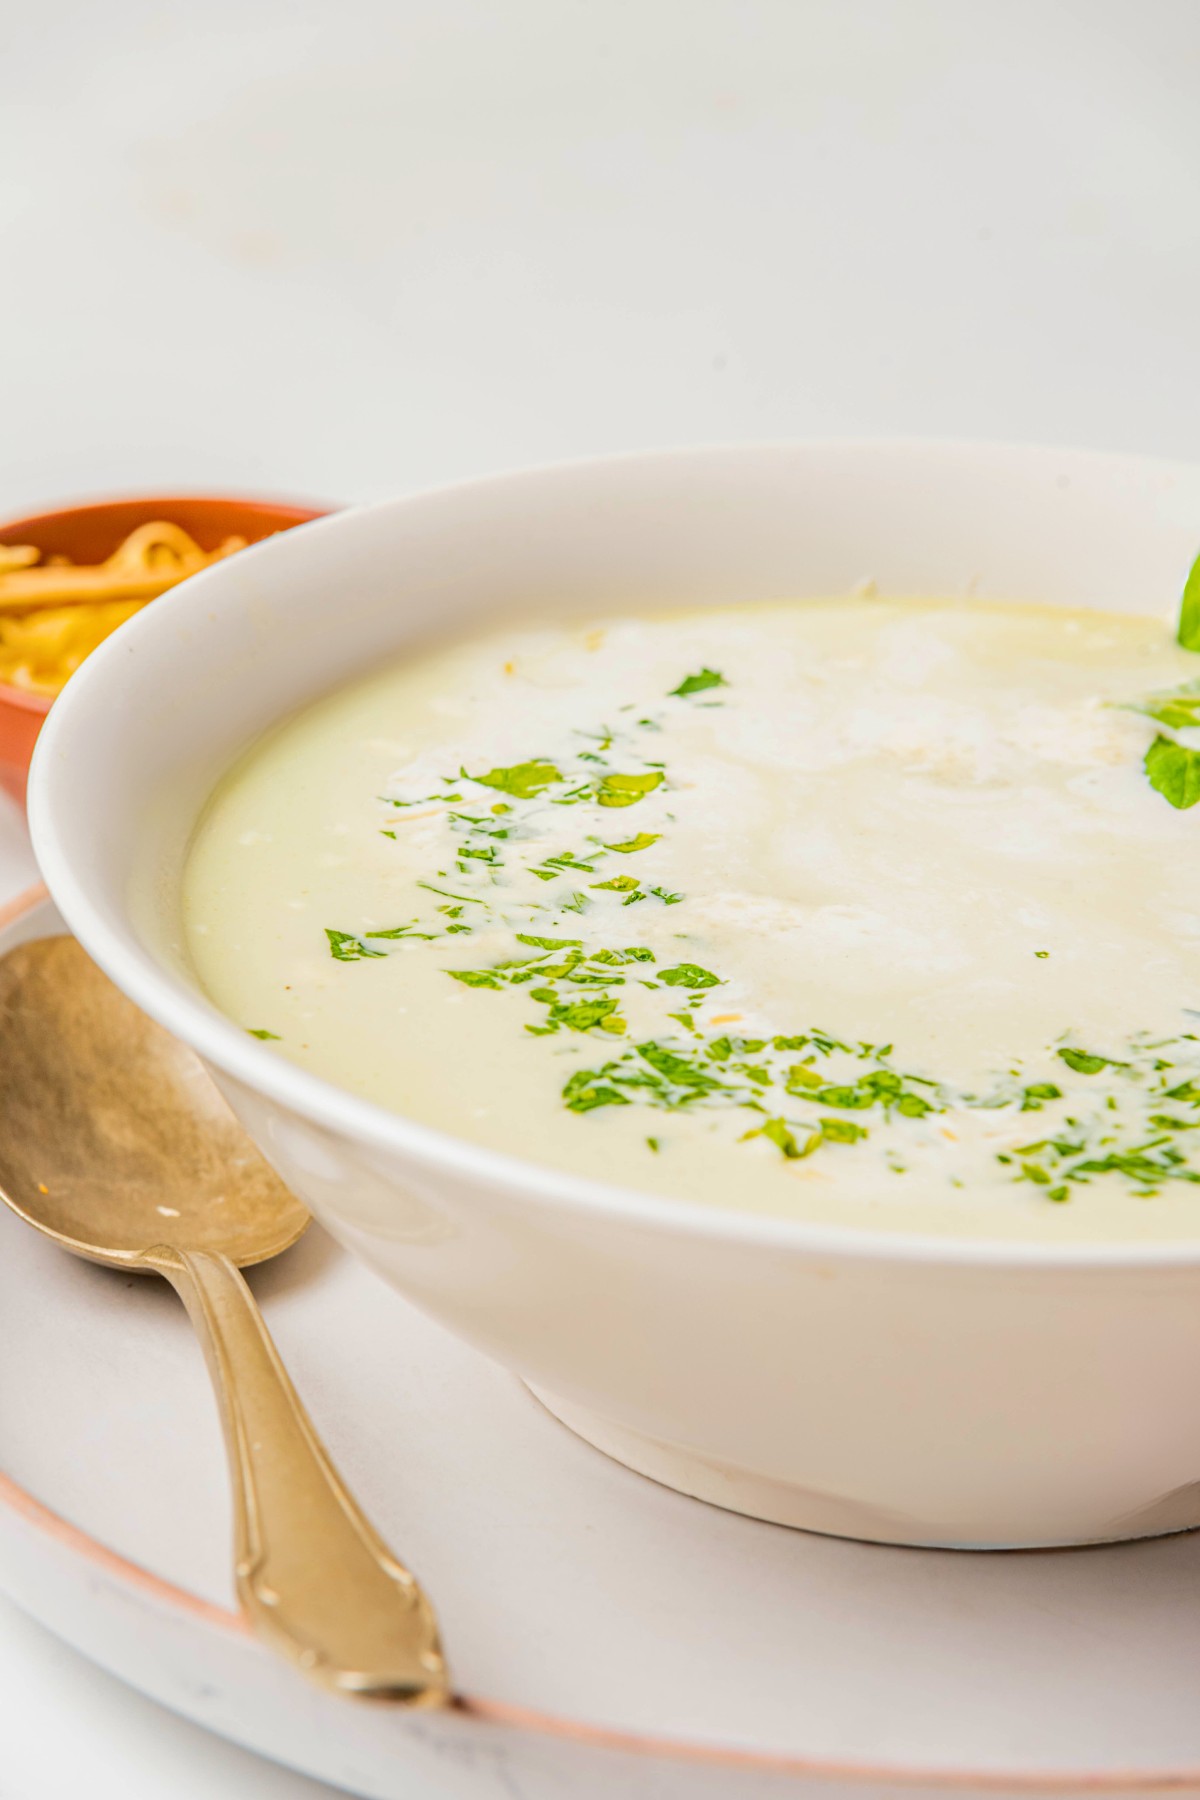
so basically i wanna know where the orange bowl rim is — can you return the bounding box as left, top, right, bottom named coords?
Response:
left=0, top=490, right=336, bottom=713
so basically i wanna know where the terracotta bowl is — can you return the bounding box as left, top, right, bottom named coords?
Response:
left=0, top=494, right=333, bottom=806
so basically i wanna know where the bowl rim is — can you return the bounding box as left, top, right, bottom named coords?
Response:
left=0, top=491, right=335, bottom=714
left=28, top=438, right=1200, bottom=1272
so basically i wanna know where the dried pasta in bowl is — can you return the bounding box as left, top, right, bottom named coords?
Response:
left=0, top=521, right=246, bottom=697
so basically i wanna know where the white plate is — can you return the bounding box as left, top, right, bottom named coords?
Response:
left=4, top=883, right=1200, bottom=1799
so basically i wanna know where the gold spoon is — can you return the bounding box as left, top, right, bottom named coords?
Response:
left=0, top=935, right=448, bottom=1706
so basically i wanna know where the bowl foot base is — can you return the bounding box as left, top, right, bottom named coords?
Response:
left=525, top=1384, right=1200, bottom=1551
left=525, top=1383, right=950, bottom=1545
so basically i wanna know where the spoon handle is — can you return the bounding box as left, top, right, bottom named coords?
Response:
left=149, top=1245, right=449, bottom=1704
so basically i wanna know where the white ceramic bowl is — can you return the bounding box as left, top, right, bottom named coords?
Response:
left=28, top=441, right=1200, bottom=1550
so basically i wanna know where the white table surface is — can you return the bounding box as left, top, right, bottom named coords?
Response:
left=3, top=0, right=1200, bottom=1791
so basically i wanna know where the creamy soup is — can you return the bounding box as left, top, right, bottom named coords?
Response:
left=184, top=596, right=1200, bottom=1241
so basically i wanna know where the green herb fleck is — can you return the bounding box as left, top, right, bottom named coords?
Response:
left=325, top=928, right=386, bottom=962
left=416, top=881, right=487, bottom=906
left=364, top=924, right=437, bottom=941
left=247, top=1028, right=281, bottom=1040
left=563, top=1071, right=631, bottom=1113
left=596, top=771, right=664, bottom=809
left=548, top=997, right=625, bottom=1033
left=606, top=832, right=661, bottom=853
left=669, top=668, right=727, bottom=698
left=1058, top=1047, right=1125, bottom=1076
left=743, top=1116, right=817, bottom=1159
left=658, top=963, right=721, bottom=990
left=465, top=760, right=561, bottom=799
left=636, top=1041, right=722, bottom=1091
left=819, top=1117, right=868, bottom=1143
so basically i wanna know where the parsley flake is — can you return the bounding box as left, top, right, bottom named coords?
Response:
left=465, top=760, right=561, bottom=799
left=605, top=832, right=661, bottom=853
left=596, top=771, right=664, bottom=808
left=670, top=668, right=727, bottom=698
left=325, top=928, right=386, bottom=961
left=658, top=963, right=721, bottom=990
left=1058, top=1047, right=1124, bottom=1075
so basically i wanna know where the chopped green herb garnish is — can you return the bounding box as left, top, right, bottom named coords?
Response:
left=364, top=924, right=437, bottom=941
left=636, top=1041, right=722, bottom=1090
left=465, top=760, right=561, bottom=799
left=606, top=832, right=661, bottom=853
left=549, top=997, right=625, bottom=1033
left=247, top=1027, right=281, bottom=1040
left=562, top=1071, right=631, bottom=1113
left=670, top=668, right=727, bottom=698
left=738, top=1116, right=819, bottom=1159
left=658, top=963, right=721, bottom=990
left=416, top=881, right=487, bottom=905
left=1058, top=1047, right=1124, bottom=1076
left=595, top=771, right=664, bottom=808
left=819, top=1117, right=868, bottom=1143
left=325, top=928, right=386, bottom=961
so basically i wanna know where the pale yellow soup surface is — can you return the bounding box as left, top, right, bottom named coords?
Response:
left=184, top=595, right=1200, bottom=1242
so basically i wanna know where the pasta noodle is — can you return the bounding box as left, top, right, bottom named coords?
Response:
left=0, top=522, right=246, bottom=695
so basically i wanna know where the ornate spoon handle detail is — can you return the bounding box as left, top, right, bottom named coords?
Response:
left=150, top=1245, right=448, bottom=1704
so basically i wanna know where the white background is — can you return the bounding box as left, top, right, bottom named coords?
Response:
left=2, top=0, right=1199, bottom=1792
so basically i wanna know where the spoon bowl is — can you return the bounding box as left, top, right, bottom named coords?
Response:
left=0, top=936, right=307, bottom=1267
